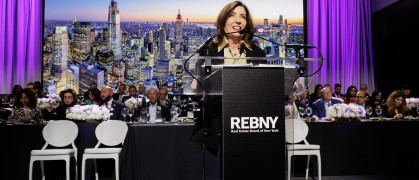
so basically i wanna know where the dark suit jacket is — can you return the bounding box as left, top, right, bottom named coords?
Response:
left=160, top=99, right=173, bottom=109
left=191, top=43, right=266, bottom=155
left=312, top=98, right=341, bottom=118
left=113, top=93, right=126, bottom=102
left=121, top=95, right=136, bottom=103
left=100, top=100, right=125, bottom=120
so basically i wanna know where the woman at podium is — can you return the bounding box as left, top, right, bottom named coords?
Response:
left=191, top=1, right=266, bottom=155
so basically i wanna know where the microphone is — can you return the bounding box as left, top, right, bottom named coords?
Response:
left=284, top=43, right=316, bottom=49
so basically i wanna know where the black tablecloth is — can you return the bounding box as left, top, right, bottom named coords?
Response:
left=119, top=123, right=203, bottom=180
left=2, top=120, right=419, bottom=179
left=302, top=120, right=419, bottom=179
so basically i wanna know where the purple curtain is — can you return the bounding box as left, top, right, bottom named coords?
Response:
left=307, top=0, right=375, bottom=94
left=0, top=0, right=42, bottom=94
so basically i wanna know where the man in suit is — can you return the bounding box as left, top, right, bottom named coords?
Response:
left=138, top=83, right=146, bottom=98
left=100, top=86, right=125, bottom=120
left=141, top=87, right=170, bottom=122
left=159, top=86, right=172, bottom=109
left=332, top=83, right=345, bottom=98
left=356, top=91, right=372, bottom=119
left=121, top=85, right=137, bottom=103
left=113, top=83, right=126, bottom=102
left=312, top=88, right=341, bottom=120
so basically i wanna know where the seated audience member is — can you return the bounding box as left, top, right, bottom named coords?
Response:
left=27, top=82, right=44, bottom=98
left=332, top=83, right=345, bottom=98
left=296, top=90, right=310, bottom=105
left=141, top=87, right=170, bottom=122
left=7, top=85, right=23, bottom=105
left=309, top=84, right=323, bottom=105
left=100, top=86, right=125, bottom=120
left=367, top=90, right=384, bottom=107
left=356, top=91, right=372, bottom=118
left=312, top=88, right=341, bottom=120
left=83, top=83, right=97, bottom=102
left=159, top=86, right=172, bottom=108
left=122, top=85, right=138, bottom=103
left=324, top=84, right=332, bottom=92
left=138, top=83, right=146, bottom=98
left=8, top=88, right=43, bottom=123
left=113, top=83, right=127, bottom=102
left=382, top=90, right=409, bottom=119
left=343, top=86, right=357, bottom=104
left=360, top=84, right=371, bottom=99
left=87, top=88, right=101, bottom=105
left=401, top=84, right=412, bottom=99
left=44, top=89, right=78, bottom=120
left=285, top=94, right=306, bottom=119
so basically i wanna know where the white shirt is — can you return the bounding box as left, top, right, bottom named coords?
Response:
left=101, top=99, right=113, bottom=110
left=148, top=102, right=157, bottom=122
left=324, top=100, right=331, bottom=111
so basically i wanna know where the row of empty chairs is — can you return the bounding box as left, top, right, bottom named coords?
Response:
left=29, top=120, right=128, bottom=180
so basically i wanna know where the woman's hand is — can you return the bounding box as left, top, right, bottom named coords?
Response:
left=394, top=113, right=403, bottom=119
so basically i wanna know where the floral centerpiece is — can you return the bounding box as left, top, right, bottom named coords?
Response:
left=405, top=98, right=419, bottom=109
left=326, top=103, right=366, bottom=122
left=37, top=94, right=61, bottom=109
left=66, top=105, right=111, bottom=123
left=124, top=97, right=144, bottom=109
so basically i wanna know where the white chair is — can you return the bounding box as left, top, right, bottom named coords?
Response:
left=82, top=120, right=128, bottom=180
left=285, top=119, right=321, bottom=180
left=29, top=120, right=79, bottom=180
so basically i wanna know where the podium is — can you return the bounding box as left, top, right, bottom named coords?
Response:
left=186, top=57, right=289, bottom=179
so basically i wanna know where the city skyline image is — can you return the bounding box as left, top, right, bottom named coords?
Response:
left=45, top=0, right=303, bottom=24
left=43, top=0, right=304, bottom=95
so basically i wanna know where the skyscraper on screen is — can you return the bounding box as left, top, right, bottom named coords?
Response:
left=108, top=0, right=122, bottom=60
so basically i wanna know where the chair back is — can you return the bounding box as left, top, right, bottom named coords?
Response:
left=285, top=119, right=309, bottom=144
left=95, top=120, right=128, bottom=146
left=43, top=120, right=78, bottom=147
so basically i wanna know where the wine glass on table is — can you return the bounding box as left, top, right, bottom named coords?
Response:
left=306, top=107, right=313, bottom=121
left=298, top=106, right=306, bottom=119
left=366, top=106, right=373, bottom=120
left=171, top=106, right=178, bottom=122
left=127, top=108, right=134, bottom=124
left=51, top=102, right=59, bottom=115
left=121, top=108, right=127, bottom=122
left=375, top=105, right=383, bottom=120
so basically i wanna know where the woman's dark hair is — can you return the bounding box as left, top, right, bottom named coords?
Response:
left=9, top=85, right=23, bottom=100
left=89, top=88, right=101, bottom=103
left=370, top=90, right=382, bottom=102
left=344, top=86, right=358, bottom=99
left=313, top=84, right=323, bottom=96
left=15, top=88, right=37, bottom=109
left=213, top=1, right=256, bottom=46
left=60, top=89, right=78, bottom=106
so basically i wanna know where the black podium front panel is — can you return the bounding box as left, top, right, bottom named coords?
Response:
left=222, top=67, right=285, bottom=180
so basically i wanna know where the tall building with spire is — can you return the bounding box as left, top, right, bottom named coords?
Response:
left=108, top=0, right=122, bottom=60
left=175, top=10, right=183, bottom=43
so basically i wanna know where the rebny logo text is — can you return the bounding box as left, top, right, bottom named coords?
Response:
left=230, top=116, right=279, bottom=133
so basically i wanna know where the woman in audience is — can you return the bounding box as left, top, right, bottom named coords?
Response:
left=309, top=84, right=323, bottom=105
left=343, top=86, right=357, bottom=104
left=7, top=85, right=23, bottom=106
left=87, top=88, right=101, bottom=105
left=8, top=88, right=43, bottom=123
left=44, top=89, right=78, bottom=120
left=382, top=90, right=408, bottom=119
left=367, top=90, right=384, bottom=107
